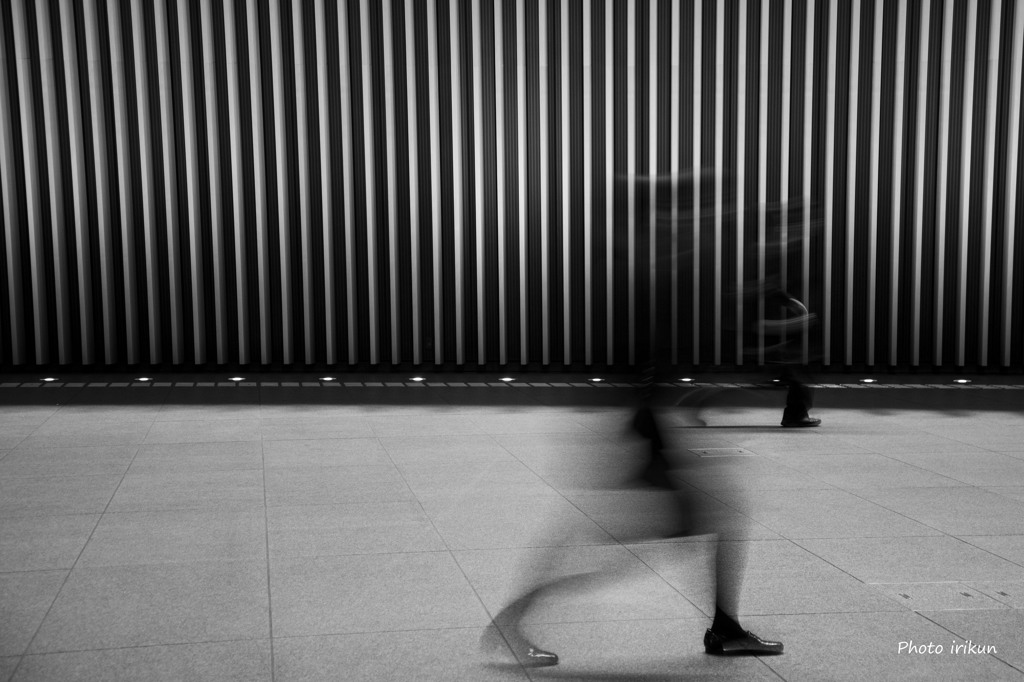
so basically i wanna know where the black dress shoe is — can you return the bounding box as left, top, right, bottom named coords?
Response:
left=704, top=629, right=784, bottom=655
left=523, top=647, right=559, bottom=667
left=781, top=416, right=821, bottom=428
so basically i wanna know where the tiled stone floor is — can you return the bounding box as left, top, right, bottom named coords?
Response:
left=1, top=375, right=1024, bottom=680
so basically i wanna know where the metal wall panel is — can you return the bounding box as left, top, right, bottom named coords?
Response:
left=2, top=0, right=1023, bottom=371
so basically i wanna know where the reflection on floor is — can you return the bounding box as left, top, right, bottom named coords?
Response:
left=1, top=376, right=1023, bottom=681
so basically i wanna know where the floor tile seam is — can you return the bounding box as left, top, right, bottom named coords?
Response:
left=10, top=431, right=143, bottom=677
left=270, top=549, right=478, bottom=564
left=262, top=499, right=429, bottom=511
left=501, top=615, right=718, bottom=628
left=102, top=503, right=269, bottom=515
left=619, top=543, right=712, bottom=621
left=429, top=505, right=526, bottom=676
left=447, top=541, right=639, bottom=557
left=769, top=449, right=974, bottom=481
left=913, top=428, right=1024, bottom=454
left=866, top=451, right=1024, bottom=487
left=913, top=611, right=1024, bottom=676
left=17, top=635, right=271, bottom=657
left=270, top=625, right=501, bottom=643
left=0, top=568, right=73, bottom=578
left=482, top=432, right=595, bottom=516
left=947, top=535, right=1024, bottom=573
left=826, top=485, right=988, bottom=535
left=258, top=437, right=276, bottom=682
left=754, top=657, right=790, bottom=682
left=31, top=385, right=87, bottom=442
left=784, top=535, right=952, bottom=590
left=69, top=555, right=274, bottom=571
left=0, top=469, right=139, bottom=480
left=375, top=429, right=477, bottom=630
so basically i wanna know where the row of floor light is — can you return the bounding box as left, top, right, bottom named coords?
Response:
left=37, top=376, right=974, bottom=384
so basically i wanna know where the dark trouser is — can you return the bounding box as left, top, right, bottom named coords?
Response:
left=779, top=364, right=814, bottom=422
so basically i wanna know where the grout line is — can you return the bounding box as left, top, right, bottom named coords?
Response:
left=915, top=611, right=1024, bottom=676
left=8, top=385, right=162, bottom=679
left=12, top=635, right=271, bottom=658
left=258, top=385, right=276, bottom=682
left=377, top=430, right=536, bottom=675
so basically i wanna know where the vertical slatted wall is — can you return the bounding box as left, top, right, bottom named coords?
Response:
left=1, top=0, right=1023, bottom=371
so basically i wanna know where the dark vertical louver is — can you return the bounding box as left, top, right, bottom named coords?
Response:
left=2, top=0, right=1023, bottom=372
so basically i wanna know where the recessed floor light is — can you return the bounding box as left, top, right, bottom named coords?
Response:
left=680, top=378, right=694, bottom=383
left=135, top=377, right=152, bottom=382
left=499, top=377, right=515, bottom=382
left=953, top=379, right=972, bottom=384
left=320, top=376, right=336, bottom=381
left=41, top=377, right=58, bottom=382
left=859, top=379, right=877, bottom=384
left=590, top=378, right=604, bottom=382
left=410, top=377, right=425, bottom=382
left=228, top=376, right=245, bottom=382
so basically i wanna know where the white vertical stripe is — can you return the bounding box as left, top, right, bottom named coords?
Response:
left=383, top=0, right=400, bottom=365
left=405, top=0, right=421, bottom=365
left=845, top=0, right=861, bottom=367
left=340, top=0, right=359, bottom=364
left=562, top=0, right=571, bottom=365
left=867, top=0, right=883, bottom=366
left=246, top=0, right=271, bottom=364
left=155, top=0, right=183, bottom=363
left=540, top=0, right=551, bottom=364
left=781, top=0, right=792, bottom=303
left=359, top=0, right=379, bottom=364
left=225, top=0, right=248, bottom=365
left=890, top=0, right=907, bottom=365
left=670, top=0, right=680, bottom=365
left=935, top=0, right=954, bottom=365
left=0, top=3, right=25, bottom=363
left=957, top=0, right=979, bottom=367
left=1004, top=0, right=1024, bottom=365
left=604, top=0, right=614, bottom=364
left=911, top=0, right=931, bottom=366
left=472, top=0, right=486, bottom=365
left=693, top=0, right=702, bottom=365
left=57, top=0, right=90, bottom=360
left=85, top=0, right=116, bottom=365
left=737, top=0, right=747, bottom=364
left=648, top=0, right=658, bottom=359
left=59, top=0, right=92, bottom=364
left=714, top=0, right=724, bottom=365
left=979, top=0, right=1002, bottom=367
left=494, top=0, right=507, bottom=365
left=583, top=0, right=593, bottom=366
left=757, top=0, right=768, bottom=365
left=270, top=0, right=292, bottom=364
left=176, top=0, right=204, bottom=364
left=293, top=0, right=313, bottom=364
left=802, top=0, right=816, bottom=364
left=316, top=0, right=334, bottom=365
left=824, top=0, right=837, bottom=366
left=449, top=0, right=465, bottom=365
left=13, top=0, right=48, bottom=362
left=35, top=0, right=70, bottom=364
left=626, top=0, right=636, bottom=364
left=427, top=0, right=443, bottom=364
left=131, top=0, right=161, bottom=363
left=517, top=0, right=528, bottom=364
left=200, top=0, right=225, bottom=364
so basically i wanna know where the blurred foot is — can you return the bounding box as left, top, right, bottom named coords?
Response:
left=704, top=629, right=784, bottom=655
left=781, top=416, right=821, bottom=428
left=524, top=647, right=559, bottom=667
